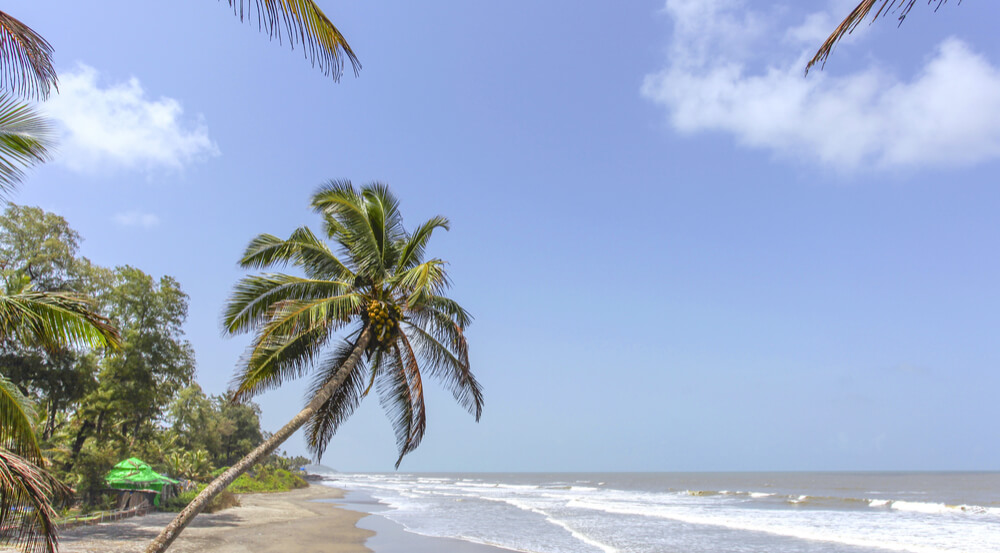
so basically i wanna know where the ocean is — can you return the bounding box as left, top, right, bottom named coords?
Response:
left=312, top=470, right=1000, bottom=553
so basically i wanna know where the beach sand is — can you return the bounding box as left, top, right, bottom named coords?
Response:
left=39, top=485, right=373, bottom=553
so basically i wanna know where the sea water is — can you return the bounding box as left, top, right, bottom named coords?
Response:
left=315, top=471, right=1000, bottom=553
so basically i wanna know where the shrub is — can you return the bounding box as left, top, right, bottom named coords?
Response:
left=228, top=467, right=307, bottom=494
left=163, top=485, right=240, bottom=513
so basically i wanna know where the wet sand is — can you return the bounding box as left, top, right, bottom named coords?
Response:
left=42, top=485, right=373, bottom=553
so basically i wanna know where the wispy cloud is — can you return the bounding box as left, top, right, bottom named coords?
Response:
left=641, top=0, right=1000, bottom=170
left=113, top=210, right=160, bottom=229
left=43, top=64, right=219, bottom=174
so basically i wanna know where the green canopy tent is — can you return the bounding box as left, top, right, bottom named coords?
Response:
left=105, top=457, right=179, bottom=507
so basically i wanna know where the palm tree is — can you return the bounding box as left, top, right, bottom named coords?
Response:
left=807, top=0, right=954, bottom=73
left=0, top=277, right=120, bottom=553
left=145, top=181, right=483, bottom=553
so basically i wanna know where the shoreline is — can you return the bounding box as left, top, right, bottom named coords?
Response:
left=3, top=481, right=518, bottom=553
left=40, top=484, right=373, bottom=553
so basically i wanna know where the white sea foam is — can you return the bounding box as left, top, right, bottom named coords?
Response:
left=568, top=498, right=992, bottom=553
left=329, top=473, right=1000, bottom=553
left=504, top=498, right=619, bottom=553
left=889, top=501, right=1000, bottom=517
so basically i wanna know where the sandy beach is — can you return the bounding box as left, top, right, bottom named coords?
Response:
left=36, top=485, right=372, bottom=553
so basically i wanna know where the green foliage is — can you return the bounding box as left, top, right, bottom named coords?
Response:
left=166, top=384, right=264, bottom=470
left=0, top=205, right=242, bottom=515
left=163, top=465, right=306, bottom=514
left=69, top=443, right=117, bottom=508
left=163, top=485, right=240, bottom=514
left=0, top=204, right=81, bottom=291
left=164, top=449, right=213, bottom=482
left=228, top=466, right=307, bottom=494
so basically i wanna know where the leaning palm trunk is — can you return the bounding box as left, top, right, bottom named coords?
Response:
left=144, top=329, right=370, bottom=553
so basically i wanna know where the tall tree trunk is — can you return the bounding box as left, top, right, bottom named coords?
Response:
left=144, top=330, right=370, bottom=553
left=65, top=419, right=94, bottom=470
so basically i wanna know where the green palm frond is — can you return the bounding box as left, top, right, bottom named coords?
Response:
left=0, top=375, right=41, bottom=462
left=223, top=0, right=360, bottom=81
left=232, top=294, right=362, bottom=400
left=0, top=282, right=120, bottom=351
left=361, top=183, right=405, bottom=271
left=304, top=337, right=369, bottom=456
left=254, top=294, right=361, bottom=343
left=0, top=96, right=53, bottom=198
left=397, top=216, right=449, bottom=271
left=403, top=321, right=482, bottom=421
left=0, top=448, right=70, bottom=553
left=0, top=12, right=57, bottom=100
left=286, top=227, right=354, bottom=280
left=312, top=180, right=387, bottom=278
left=240, top=233, right=304, bottom=270
left=232, top=325, right=331, bottom=401
left=239, top=228, right=354, bottom=280
left=807, top=0, right=951, bottom=74
left=223, top=274, right=352, bottom=334
left=391, top=259, right=450, bottom=308
left=421, top=295, right=473, bottom=329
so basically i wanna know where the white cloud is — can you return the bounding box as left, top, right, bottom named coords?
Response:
left=113, top=210, right=160, bottom=229
left=642, top=0, right=1000, bottom=170
left=784, top=12, right=835, bottom=45
left=43, top=64, right=219, bottom=174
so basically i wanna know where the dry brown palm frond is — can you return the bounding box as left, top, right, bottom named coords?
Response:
left=0, top=12, right=56, bottom=100
left=225, top=0, right=361, bottom=80
left=0, top=448, right=72, bottom=553
left=806, top=0, right=955, bottom=75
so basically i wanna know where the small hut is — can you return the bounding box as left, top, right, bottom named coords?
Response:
left=105, top=457, right=179, bottom=509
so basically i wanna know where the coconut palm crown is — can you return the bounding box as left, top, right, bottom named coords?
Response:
left=224, top=180, right=482, bottom=467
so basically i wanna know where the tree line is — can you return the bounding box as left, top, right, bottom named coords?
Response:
left=0, top=204, right=269, bottom=507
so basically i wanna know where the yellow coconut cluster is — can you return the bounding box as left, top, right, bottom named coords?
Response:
left=367, top=300, right=402, bottom=344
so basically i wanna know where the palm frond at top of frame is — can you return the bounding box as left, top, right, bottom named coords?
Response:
left=806, top=0, right=956, bottom=74
left=0, top=11, right=57, bottom=100
left=224, top=0, right=361, bottom=81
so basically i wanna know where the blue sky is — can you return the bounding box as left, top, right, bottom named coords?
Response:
left=7, top=0, right=1000, bottom=472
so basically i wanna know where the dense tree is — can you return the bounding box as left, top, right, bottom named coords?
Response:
left=0, top=204, right=81, bottom=291
left=214, top=396, right=264, bottom=466
left=146, top=181, right=483, bottom=553
left=169, top=384, right=219, bottom=457
left=67, top=267, right=196, bottom=467
left=808, top=0, right=957, bottom=73
left=0, top=207, right=197, bottom=483
left=0, top=204, right=94, bottom=437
